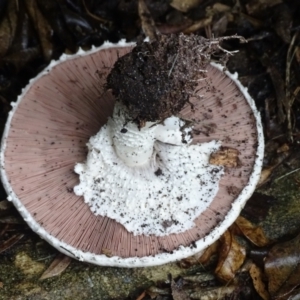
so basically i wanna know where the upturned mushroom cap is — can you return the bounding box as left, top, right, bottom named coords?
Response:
left=0, top=40, right=264, bottom=267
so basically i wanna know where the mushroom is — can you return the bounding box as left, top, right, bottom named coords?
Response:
left=0, top=35, right=264, bottom=267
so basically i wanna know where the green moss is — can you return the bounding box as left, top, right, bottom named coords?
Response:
left=258, top=169, right=300, bottom=240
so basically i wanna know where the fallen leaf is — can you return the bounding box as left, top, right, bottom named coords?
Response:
left=170, top=0, right=203, bottom=12
left=8, top=3, right=33, bottom=54
left=0, top=224, right=8, bottom=237
left=138, top=0, right=158, bottom=41
left=0, top=0, right=18, bottom=58
left=0, top=282, right=3, bottom=288
left=146, top=286, right=170, bottom=298
left=157, top=20, right=192, bottom=35
left=273, top=3, right=292, bottom=44
left=249, top=263, right=270, bottom=300
left=0, top=233, right=24, bottom=254
left=277, top=143, right=289, bottom=153
left=183, top=16, right=212, bottom=34
left=211, top=3, right=231, bottom=13
left=235, top=216, right=271, bottom=247
left=257, top=166, right=276, bottom=187
left=215, top=230, right=246, bottom=282
left=136, top=290, right=146, bottom=300
left=39, top=253, right=72, bottom=280
left=265, top=233, right=300, bottom=299
left=179, top=241, right=219, bottom=268
left=178, top=251, right=202, bottom=268
left=25, top=0, right=53, bottom=61
left=212, top=14, right=228, bottom=37
left=36, top=0, right=76, bottom=52
left=198, top=240, right=219, bottom=265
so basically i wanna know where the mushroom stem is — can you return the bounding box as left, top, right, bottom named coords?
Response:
left=110, top=102, right=193, bottom=167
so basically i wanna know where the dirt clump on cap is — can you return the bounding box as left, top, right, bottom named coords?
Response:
left=107, top=34, right=243, bottom=127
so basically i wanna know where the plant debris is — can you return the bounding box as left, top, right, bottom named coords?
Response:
left=265, top=233, right=300, bottom=299
left=39, top=253, right=72, bottom=280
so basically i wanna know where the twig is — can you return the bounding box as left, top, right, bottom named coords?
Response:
left=285, top=31, right=300, bottom=141
left=136, top=291, right=146, bottom=300
left=274, top=167, right=300, bottom=182
left=168, top=53, right=179, bottom=77
left=82, top=0, right=112, bottom=26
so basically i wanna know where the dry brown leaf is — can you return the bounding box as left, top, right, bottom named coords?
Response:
left=25, top=0, right=53, bottom=61
left=265, top=233, right=300, bottom=299
left=183, top=16, right=212, bottom=34
left=138, top=0, right=158, bottom=41
left=229, top=223, right=243, bottom=236
left=257, top=166, right=275, bottom=187
left=212, top=14, right=228, bottom=37
left=198, top=240, right=219, bottom=265
left=235, top=216, right=271, bottom=247
left=170, top=0, right=203, bottom=13
left=0, top=224, right=8, bottom=237
left=0, top=0, right=18, bottom=58
left=277, top=143, right=289, bottom=153
left=249, top=263, right=270, bottom=300
left=146, top=286, right=170, bottom=298
left=136, top=290, right=146, bottom=300
left=273, top=3, right=292, bottom=44
left=212, top=3, right=231, bottom=12
left=0, top=282, right=3, bottom=288
left=179, top=241, right=219, bottom=268
left=178, top=254, right=200, bottom=268
left=215, top=230, right=246, bottom=282
left=39, top=253, right=72, bottom=280
left=0, top=233, right=24, bottom=254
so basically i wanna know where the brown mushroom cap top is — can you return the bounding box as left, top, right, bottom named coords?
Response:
left=0, top=42, right=264, bottom=267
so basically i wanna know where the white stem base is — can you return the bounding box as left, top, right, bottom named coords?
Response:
left=110, top=103, right=193, bottom=167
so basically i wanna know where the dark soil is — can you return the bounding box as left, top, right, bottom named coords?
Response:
left=107, top=33, right=244, bottom=126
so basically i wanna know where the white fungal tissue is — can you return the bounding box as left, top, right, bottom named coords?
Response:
left=74, top=103, right=224, bottom=236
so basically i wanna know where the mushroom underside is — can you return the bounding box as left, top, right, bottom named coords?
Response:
left=1, top=45, right=262, bottom=265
